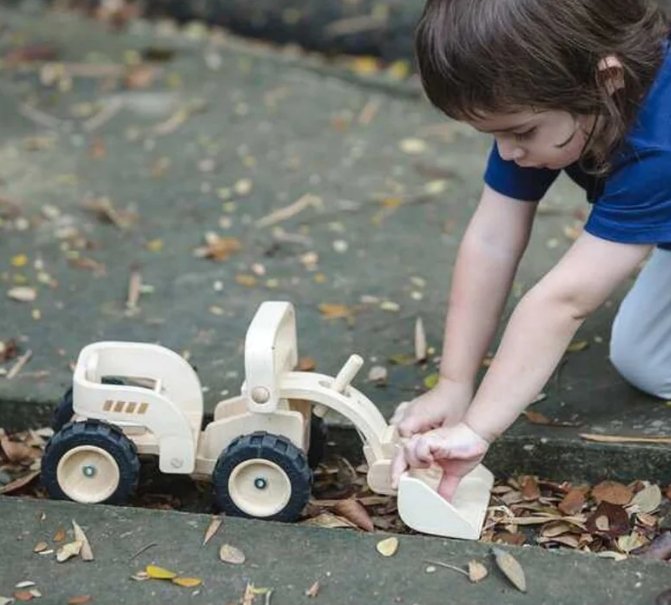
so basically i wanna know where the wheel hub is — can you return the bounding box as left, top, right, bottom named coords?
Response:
left=56, top=445, right=120, bottom=503
left=228, top=459, right=291, bottom=517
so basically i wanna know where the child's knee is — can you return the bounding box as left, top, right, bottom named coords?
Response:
left=610, top=335, right=671, bottom=399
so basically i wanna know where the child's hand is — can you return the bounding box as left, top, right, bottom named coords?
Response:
left=390, top=422, right=490, bottom=501
left=390, top=379, right=473, bottom=437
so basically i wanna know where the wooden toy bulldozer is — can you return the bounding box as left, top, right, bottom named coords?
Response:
left=41, top=302, right=494, bottom=540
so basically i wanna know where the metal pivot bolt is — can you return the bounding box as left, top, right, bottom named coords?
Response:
left=251, top=386, right=270, bottom=403
left=82, top=465, right=96, bottom=478
left=254, top=477, right=268, bottom=490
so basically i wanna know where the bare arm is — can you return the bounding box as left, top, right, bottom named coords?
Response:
left=438, top=184, right=537, bottom=388
left=465, top=232, right=653, bottom=441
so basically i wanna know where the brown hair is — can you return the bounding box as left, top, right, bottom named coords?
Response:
left=415, top=0, right=669, bottom=172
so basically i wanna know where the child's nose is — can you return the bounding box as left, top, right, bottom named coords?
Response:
left=497, top=140, right=525, bottom=162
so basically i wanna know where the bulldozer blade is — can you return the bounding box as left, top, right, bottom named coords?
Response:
left=397, top=464, right=494, bottom=540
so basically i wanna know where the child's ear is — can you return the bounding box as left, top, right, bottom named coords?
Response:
left=597, top=55, right=625, bottom=95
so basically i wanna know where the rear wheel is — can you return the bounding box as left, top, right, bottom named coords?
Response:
left=42, top=420, right=140, bottom=504
left=213, top=431, right=311, bottom=522
left=51, top=378, right=124, bottom=432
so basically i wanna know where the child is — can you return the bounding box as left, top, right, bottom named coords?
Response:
left=390, top=0, right=671, bottom=501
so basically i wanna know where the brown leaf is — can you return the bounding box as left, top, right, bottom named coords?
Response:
left=0, top=436, right=38, bottom=463
left=585, top=502, right=631, bottom=538
left=523, top=411, right=551, bottom=425
left=305, top=581, right=320, bottom=598
left=318, top=303, right=354, bottom=320
left=468, top=560, right=488, bottom=583
left=491, top=548, right=526, bottom=592
left=13, top=591, right=34, bottom=602
left=202, top=515, right=223, bottom=546
left=591, top=481, right=633, bottom=506
left=333, top=499, right=374, bottom=532
left=194, top=234, right=242, bottom=261
left=53, top=528, right=66, bottom=542
left=67, top=596, right=92, bottom=605
left=0, top=470, right=40, bottom=495
left=33, top=542, right=48, bottom=553
left=300, top=513, right=358, bottom=529
left=520, top=476, right=540, bottom=501
left=558, top=488, right=586, bottom=515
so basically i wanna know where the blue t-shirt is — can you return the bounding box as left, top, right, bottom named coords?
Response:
left=484, top=38, right=671, bottom=251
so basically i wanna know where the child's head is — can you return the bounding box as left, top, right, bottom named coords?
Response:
left=416, top=0, right=669, bottom=172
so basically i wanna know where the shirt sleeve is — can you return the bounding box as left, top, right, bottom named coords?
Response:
left=483, top=142, right=561, bottom=202
left=585, top=148, right=671, bottom=247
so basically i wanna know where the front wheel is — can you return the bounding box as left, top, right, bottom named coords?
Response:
left=42, top=420, right=140, bottom=504
left=213, top=431, right=311, bottom=522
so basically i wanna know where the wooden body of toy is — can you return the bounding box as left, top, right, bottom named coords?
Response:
left=42, top=302, right=493, bottom=540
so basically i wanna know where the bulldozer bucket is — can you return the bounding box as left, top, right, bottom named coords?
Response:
left=397, top=464, right=494, bottom=540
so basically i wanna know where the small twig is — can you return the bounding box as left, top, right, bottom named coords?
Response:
left=265, top=589, right=274, bottom=605
left=580, top=433, right=671, bottom=445
left=424, top=559, right=469, bottom=577
left=7, top=349, right=33, bottom=380
left=256, top=194, right=322, bottom=229
left=324, top=15, right=387, bottom=37
left=83, top=97, right=124, bottom=132
left=126, top=268, right=142, bottom=310
left=128, top=542, right=157, bottom=561
left=18, top=103, right=66, bottom=130
left=357, top=98, right=380, bottom=125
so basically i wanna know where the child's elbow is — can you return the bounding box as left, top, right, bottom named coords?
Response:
left=522, top=280, right=596, bottom=324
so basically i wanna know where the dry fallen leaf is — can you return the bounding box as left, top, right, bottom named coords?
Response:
left=33, top=542, right=48, bottom=554
left=13, top=591, right=34, bottom=602
left=0, top=468, right=40, bottom=494
left=56, top=540, right=83, bottom=563
left=566, top=340, right=589, bottom=353
left=520, top=476, right=540, bottom=501
left=53, top=528, right=66, bottom=543
left=580, top=433, right=671, bottom=445
left=468, top=560, right=488, bottom=583
left=7, top=286, right=37, bottom=303
left=585, top=502, right=631, bottom=538
left=591, top=481, right=633, bottom=506
left=629, top=484, right=662, bottom=514
left=492, top=547, right=526, bottom=592
left=146, top=564, right=177, bottom=580
left=202, top=515, right=223, bottom=546
left=376, top=537, right=399, bottom=557
left=318, top=303, right=354, bottom=320
left=300, top=513, right=358, bottom=529
left=219, top=544, right=246, bottom=565
left=305, top=581, right=320, bottom=598
left=67, top=596, right=92, bottom=605
left=172, top=577, right=202, bottom=588
left=333, top=499, right=374, bottom=532
left=558, top=488, right=586, bottom=515
left=72, top=520, right=94, bottom=561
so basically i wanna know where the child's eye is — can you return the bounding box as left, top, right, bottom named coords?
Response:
left=514, top=128, right=536, bottom=142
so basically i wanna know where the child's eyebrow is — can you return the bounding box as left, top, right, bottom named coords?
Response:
left=479, top=122, right=533, bottom=134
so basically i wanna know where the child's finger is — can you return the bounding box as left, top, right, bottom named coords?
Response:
left=390, top=401, right=410, bottom=425
left=390, top=449, right=408, bottom=489
left=437, top=471, right=461, bottom=501
left=414, top=436, right=435, bottom=465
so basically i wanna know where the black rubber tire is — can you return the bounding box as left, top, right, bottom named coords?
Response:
left=51, top=378, right=124, bottom=432
left=213, top=431, right=312, bottom=522
left=42, top=419, right=140, bottom=505
left=307, top=414, right=328, bottom=469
